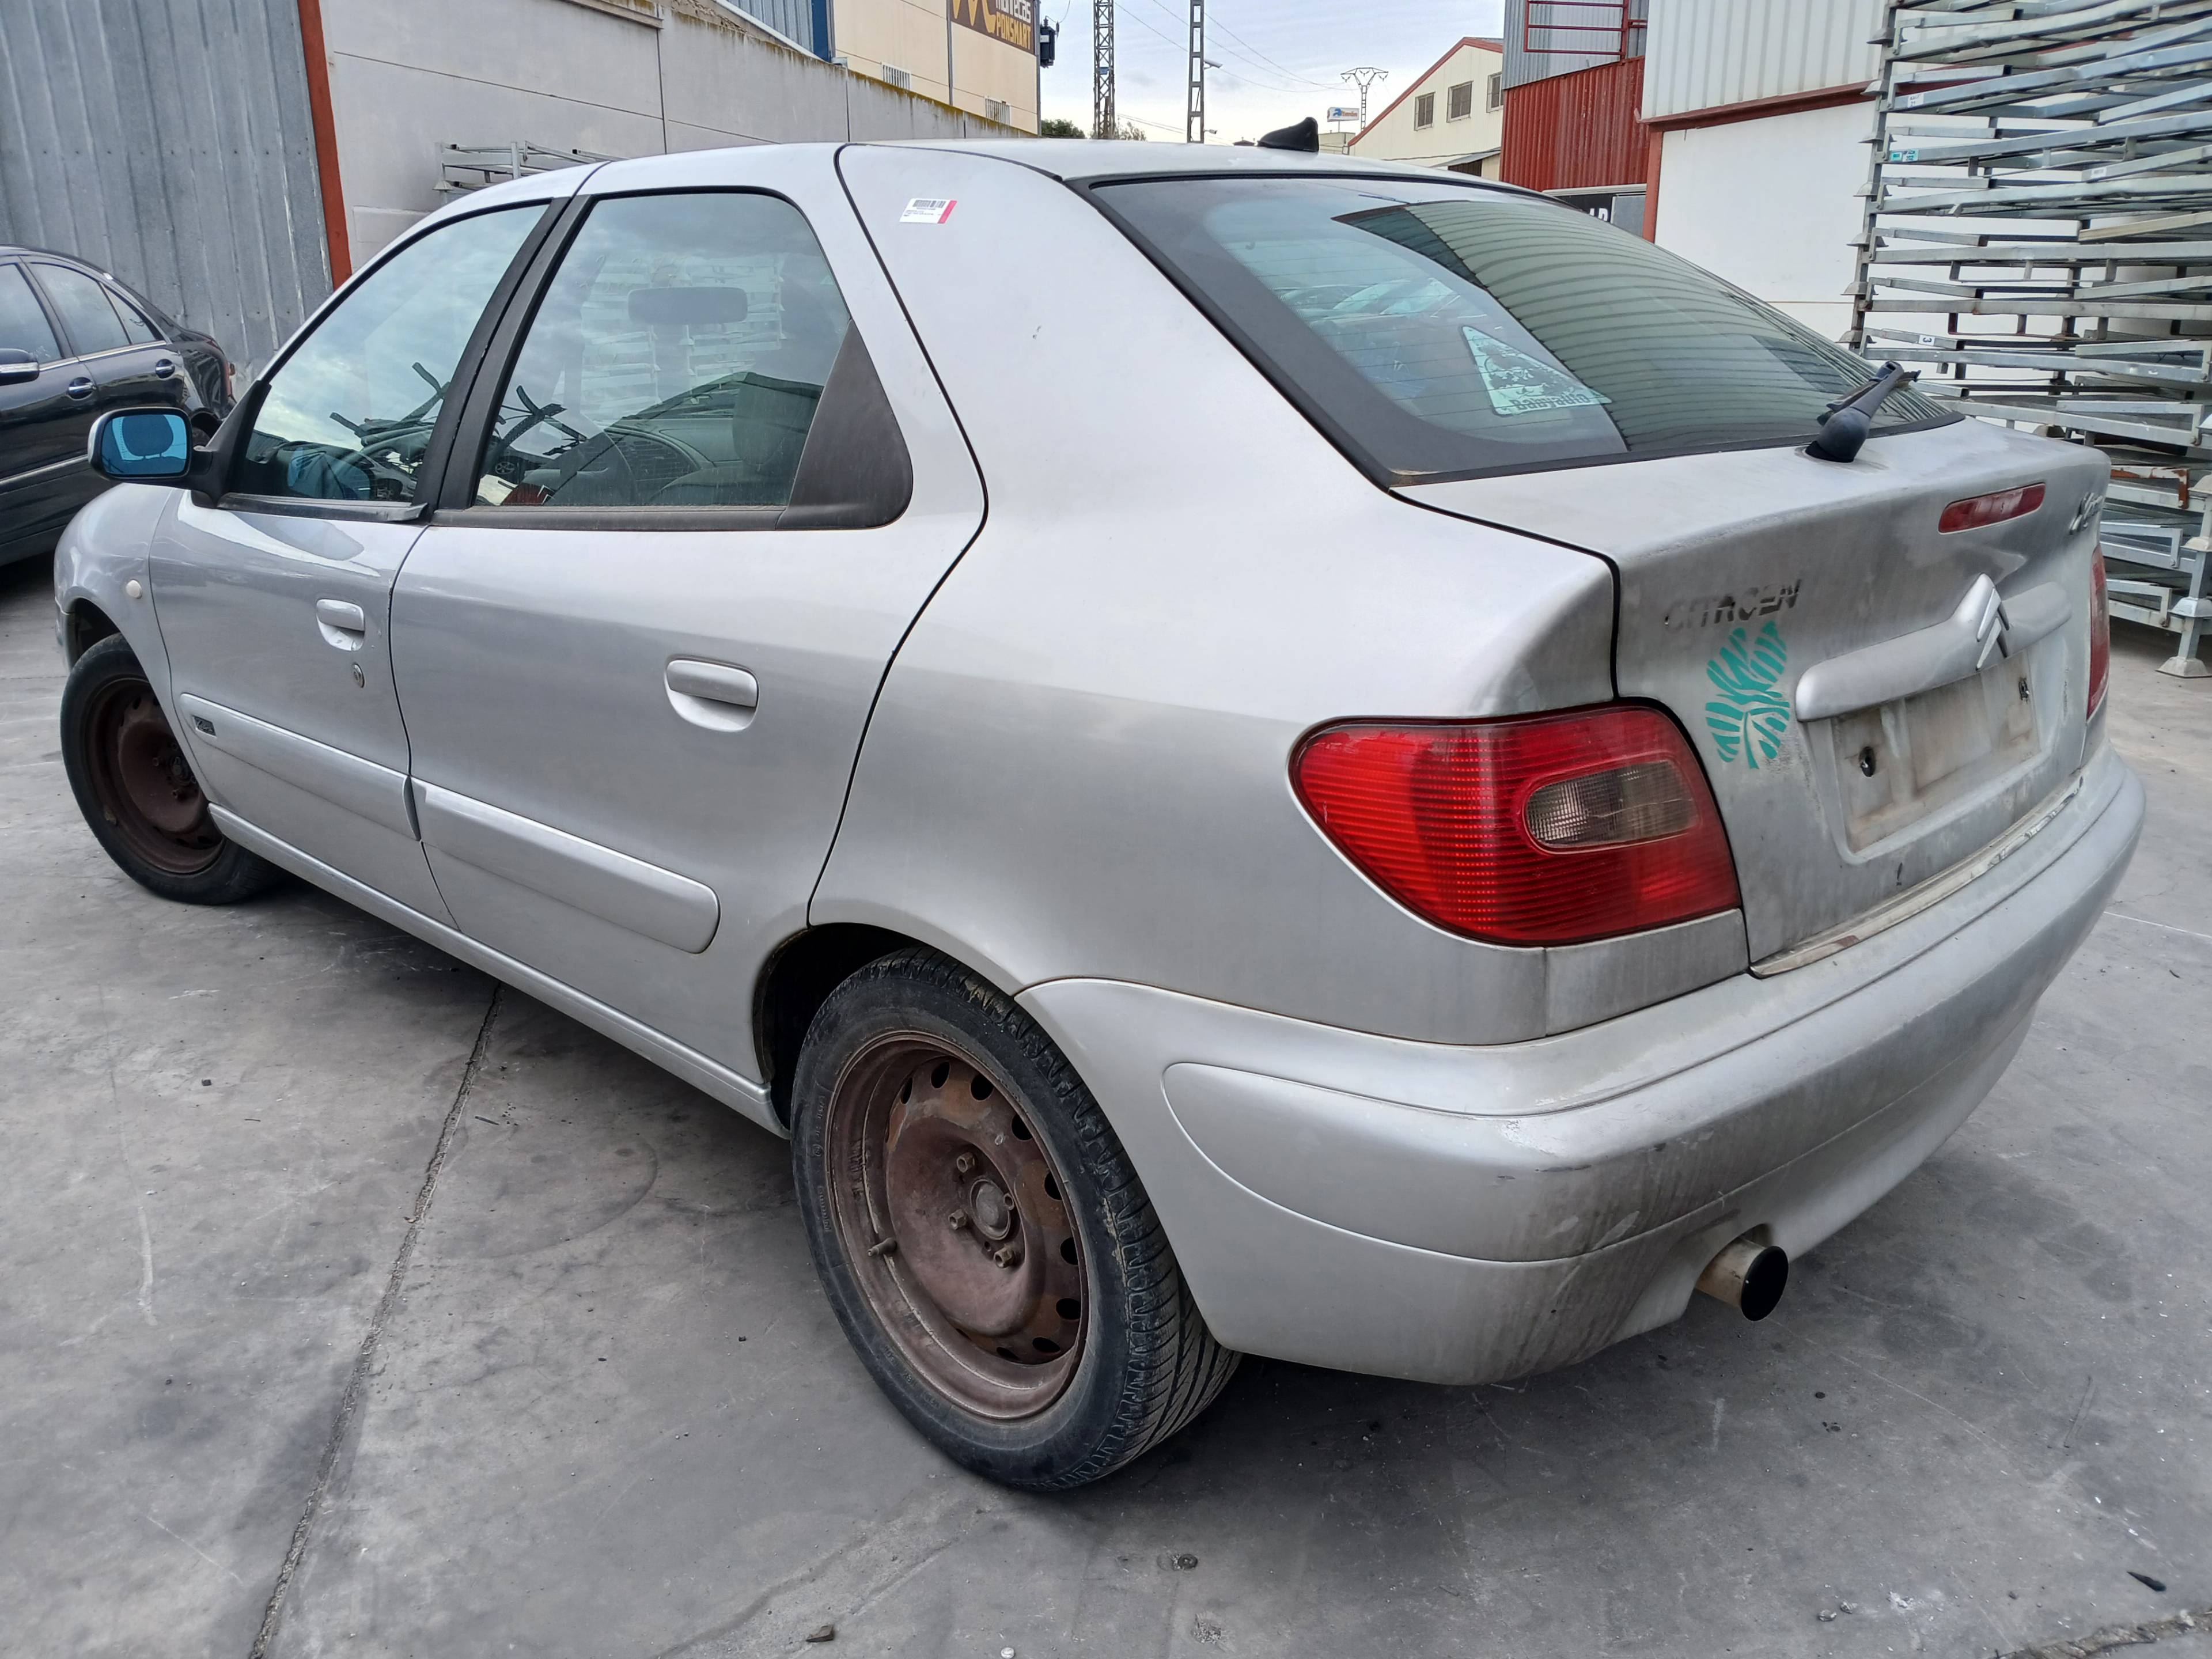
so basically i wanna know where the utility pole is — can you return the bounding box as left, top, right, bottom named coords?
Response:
left=1092, top=0, right=1116, bottom=138
left=1185, top=0, right=1206, bottom=144
left=1342, top=65, right=1387, bottom=126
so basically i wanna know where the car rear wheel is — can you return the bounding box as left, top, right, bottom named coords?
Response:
left=61, top=635, right=281, bottom=904
left=791, top=947, right=1238, bottom=1490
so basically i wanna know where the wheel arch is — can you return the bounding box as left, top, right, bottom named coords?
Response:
left=753, top=923, right=929, bottom=1124
left=65, top=599, right=122, bottom=666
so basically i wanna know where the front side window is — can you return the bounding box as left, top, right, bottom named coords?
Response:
left=36, top=264, right=129, bottom=356
left=0, top=265, right=60, bottom=363
left=234, top=204, right=540, bottom=502
left=473, top=191, right=851, bottom=511
left=1413, top=92, right=1435, bottom=128
left=1447, top=81, right=1474, bottom=120
left=1099, top=176, right=1949, bottom=484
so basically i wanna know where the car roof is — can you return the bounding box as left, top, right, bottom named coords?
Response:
left=855, top=138, right=1535, bottom=191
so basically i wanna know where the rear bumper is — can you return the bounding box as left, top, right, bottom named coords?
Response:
left=1020, top=743, right=2142, bottom=1385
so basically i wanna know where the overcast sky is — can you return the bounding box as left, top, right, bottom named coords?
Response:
left=1036, top=0, right=1506, bottom=145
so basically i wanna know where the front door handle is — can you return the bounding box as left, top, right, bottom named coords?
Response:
left=66, top=376, right=94, bottom=400
left=315, top=597, right=369, bottom=650
left=665, top=658, right=759, bottom=731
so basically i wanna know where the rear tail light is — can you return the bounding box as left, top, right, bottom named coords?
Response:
left=1292, top=705, right=1741, bottom=946
left=1938, top=482, right=2045, bottom=533
left=2088, top=548, right=2111, bottom=718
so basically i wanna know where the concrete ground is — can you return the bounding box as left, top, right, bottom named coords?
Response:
left=2, top=549, right=2207, bottom=1659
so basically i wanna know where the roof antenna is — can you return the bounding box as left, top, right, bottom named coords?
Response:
left=1257, top=116, right=1320, bottom=153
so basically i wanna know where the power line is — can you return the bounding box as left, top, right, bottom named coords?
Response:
left=1208, top=12, right=1334, bottom=89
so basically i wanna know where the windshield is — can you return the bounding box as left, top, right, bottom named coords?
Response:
left=1096, top=176, right=1951, bottom=484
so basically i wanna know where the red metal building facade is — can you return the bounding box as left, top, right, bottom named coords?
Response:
left=1501, top=54, right=1647, bottom=192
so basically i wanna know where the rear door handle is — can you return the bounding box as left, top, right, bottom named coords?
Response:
left=153, top=357, right=176, bottom=378
left=315, top=597, right=369, bottom=650
left=665, top=658, right=759, bottom=731
left=66, top=377, right=94, bottom=400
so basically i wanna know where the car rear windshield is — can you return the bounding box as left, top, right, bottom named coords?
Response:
left=1093, top=176, right=1952, bottom=484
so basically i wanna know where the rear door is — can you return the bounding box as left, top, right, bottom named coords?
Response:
left=151, top=199, right=556, bottom=919
left=389, top=147, right=984, bottom=1075
left=26, top=260, right=185, bottom=425
left=0, top=259, right=100, bottom=551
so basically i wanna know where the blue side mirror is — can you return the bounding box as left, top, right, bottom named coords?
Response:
left=90, top=407, right=192, bottom=480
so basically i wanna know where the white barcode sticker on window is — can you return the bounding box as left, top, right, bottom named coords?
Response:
left=901, top=198, right=957, bottom=224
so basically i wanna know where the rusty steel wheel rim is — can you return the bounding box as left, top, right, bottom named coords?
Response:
left=826, top=1033, right=1087, bottom=1420
left=84, top=677, right=221, bottom=876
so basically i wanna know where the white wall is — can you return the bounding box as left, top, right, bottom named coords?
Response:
left=1653, top=99, right=1872, bottom=341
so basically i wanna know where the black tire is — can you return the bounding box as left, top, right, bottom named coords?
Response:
left=791, top=947, right=1239, bottom=1490
left=60, top=634, right=282, bottom=905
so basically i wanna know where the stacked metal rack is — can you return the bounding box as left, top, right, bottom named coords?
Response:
left=437, top=143, right=618, bottom=196
left=1851, top=0, right=2212, bottom=677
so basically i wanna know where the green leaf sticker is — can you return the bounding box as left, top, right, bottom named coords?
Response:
left=1705, top=622, right=1791, bottom=769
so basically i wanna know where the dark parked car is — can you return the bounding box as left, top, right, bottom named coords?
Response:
left=1, top=247, right=233, bottom=565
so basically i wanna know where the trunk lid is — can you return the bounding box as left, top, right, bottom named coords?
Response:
left=1403, top=418, right=2108, bottom=963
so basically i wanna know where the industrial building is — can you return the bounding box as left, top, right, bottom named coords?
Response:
left=1346, top=37, right=1506, bottom=177
left=832, top=0, right=1043, bottom=133
left=1498, top=0, right=1878, bottom=340
left=0, top=0, right=1025, bottom=377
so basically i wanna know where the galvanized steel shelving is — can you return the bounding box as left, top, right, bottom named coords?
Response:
left=1851, top=0, right=2212, bottom=676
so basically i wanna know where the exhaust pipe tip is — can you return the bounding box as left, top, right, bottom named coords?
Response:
left=1695, top=1236, right=1789, bottom=1322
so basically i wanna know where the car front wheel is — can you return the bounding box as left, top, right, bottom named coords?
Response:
left=791, top=947, right=1238, bottom=1490
left=60, top=635, right=280, bottom=904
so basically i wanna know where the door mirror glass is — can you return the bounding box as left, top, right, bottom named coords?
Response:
left=234, top=204, right=541, bottom=503
left=0, top=347, right=38, bottom=386
left=473, top=192, right=850, bottom=510
left=90, top=408, right=192, bottom=479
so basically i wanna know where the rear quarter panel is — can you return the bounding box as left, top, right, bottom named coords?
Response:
left=813, top=147, right=1744, bottom=1043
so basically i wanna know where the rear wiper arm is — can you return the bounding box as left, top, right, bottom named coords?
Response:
left=1806, top=360, right=1916, bottom=464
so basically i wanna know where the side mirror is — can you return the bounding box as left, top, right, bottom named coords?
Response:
left=0, top=347, right=39, bottom=386
left=89, top=407, right=193, bottom=480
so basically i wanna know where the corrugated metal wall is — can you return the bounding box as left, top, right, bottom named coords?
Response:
left=1502, top=56, right=1647, bottom=191
left=1504, top=0, right=1647, bottom=92
left=0, top=0, right=331, bottom=374
left=1642, top=0, right=1881, bottom=121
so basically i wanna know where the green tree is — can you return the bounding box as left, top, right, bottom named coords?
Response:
left=1040, top=116, right=1084, bottom=138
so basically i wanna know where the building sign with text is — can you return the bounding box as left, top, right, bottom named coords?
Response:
left=950, top=0, right=1036, bottom=54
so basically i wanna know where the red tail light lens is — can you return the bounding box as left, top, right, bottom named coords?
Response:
left=2088, top=548, right=2111, bottom=718
left=1292, top=706, right=1741, bottom=946
left=1938, top=482, right=2045, bottom=534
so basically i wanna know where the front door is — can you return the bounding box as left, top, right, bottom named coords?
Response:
left=152, top=200, right=553, bottom=919
left=0, top=260, right=99, bottom=556
left=390, top=151, right=984, bottom=1077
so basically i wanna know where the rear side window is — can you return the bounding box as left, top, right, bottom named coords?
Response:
left=1096, top=177, right=1951, bottom=484
left=35, top=263, right=130, bottom=356
left=0, top=265, right=60, bottom=362
left=472, top=191, right=851, bottom=510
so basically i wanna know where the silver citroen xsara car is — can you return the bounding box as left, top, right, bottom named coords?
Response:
left=54, top=142, right=2141, bottom=1490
